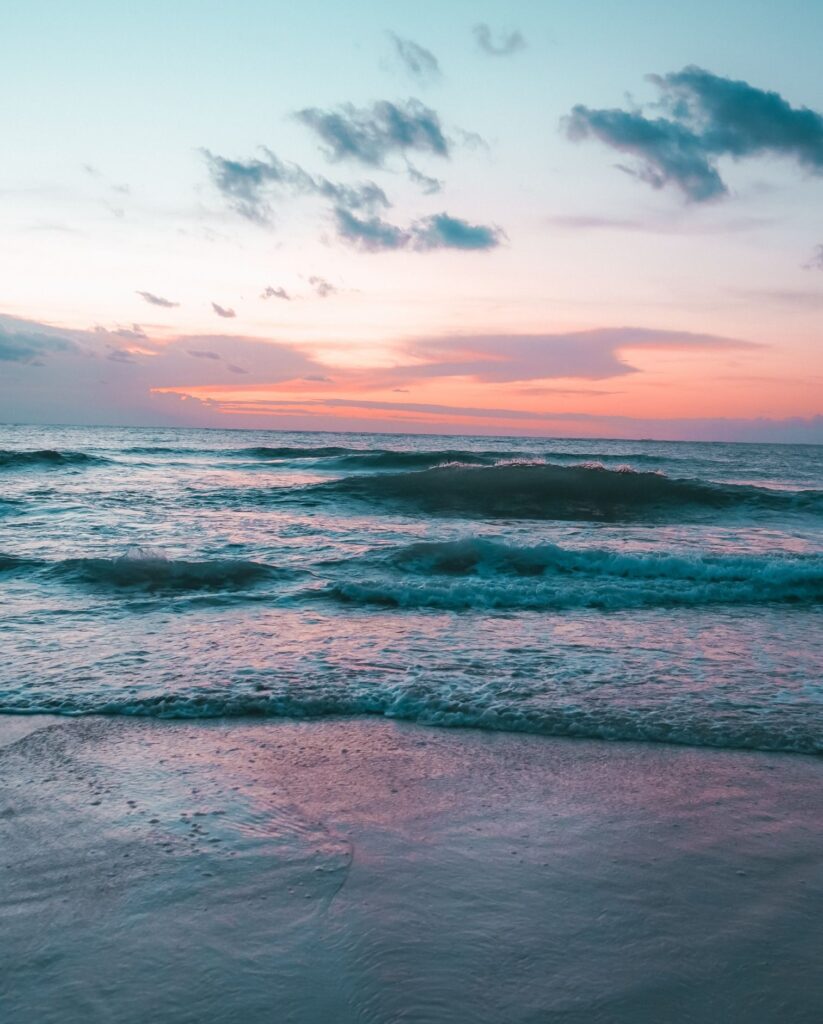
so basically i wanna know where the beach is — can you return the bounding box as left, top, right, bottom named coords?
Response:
left=3, top=714, right=822, bottom=1024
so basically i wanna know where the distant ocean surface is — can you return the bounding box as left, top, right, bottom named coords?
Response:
left=1, top=424, right=821, bottom=754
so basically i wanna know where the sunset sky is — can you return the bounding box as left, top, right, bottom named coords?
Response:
left=2, top=0, right=822, bottom=440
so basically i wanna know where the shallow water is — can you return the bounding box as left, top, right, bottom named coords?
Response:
left=1, top=424, right=821, bottom=753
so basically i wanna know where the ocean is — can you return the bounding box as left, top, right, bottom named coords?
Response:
left=1, top=424, right=821, bottom=754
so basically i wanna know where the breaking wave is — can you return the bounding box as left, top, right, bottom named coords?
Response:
left=0, top=449, right=109, bottom=469
left=320, top=538, right=823, bottom=610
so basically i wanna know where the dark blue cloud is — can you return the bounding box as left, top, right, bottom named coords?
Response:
left=565, top=106, right=726, bottom=201
left=295, top=99, right=449, bottom=166
left=203, top=130, right=502, bottom=256
left=412, top=213, right=504, bottom=251
left=333, top=208, right=410, bottom=251
left=656, top=66, right=823, bottom=169
left=332, top=208, right=503, bottom=253
left=566, top=66, right=823, bottom=202
left=473, top=24, right=526, bottom=57
left=390, top=34, right=441, bottom=82
left=202, top=147, right=388, bottom=223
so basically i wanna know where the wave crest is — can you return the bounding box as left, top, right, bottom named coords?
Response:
left=53, top=550, right=276, bottom=592
left=313, top=463, right=823, bottom=521
left=0, top=449, right=108, bottom=469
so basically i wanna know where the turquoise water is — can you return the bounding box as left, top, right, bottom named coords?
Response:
left=1, top=425, right=821, bottom=753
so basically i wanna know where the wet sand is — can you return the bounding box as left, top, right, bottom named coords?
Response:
left=2, top=716, right=822, bottom=1023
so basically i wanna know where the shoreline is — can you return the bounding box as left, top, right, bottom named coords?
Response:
left=3, top=715, right=823, bottom=1023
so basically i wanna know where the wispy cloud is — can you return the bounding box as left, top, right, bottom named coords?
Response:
left=211, top=302, right=236, bottom=319
left=333, top=208, right=503, bottom=252
left=473, top=24, right=526, bottom=57
left=804, top=244, right=823, bottom=270
left=389, top=34, right=441, bottom=83
left=295, top=99, right=450, bottom=166
left=545, top=212, right=772, bottom=235
left=136, top=290, right=179, bottom=308
left=261, top=286, right=291, bottom=300
left=566, top=66, right=823, bottom=201
left=202, top=147, right=388, bottom=224
left=405, top=164, right=443, bottom=194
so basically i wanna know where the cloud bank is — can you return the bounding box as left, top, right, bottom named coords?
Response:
left=0, top=314, right=797, bottom=441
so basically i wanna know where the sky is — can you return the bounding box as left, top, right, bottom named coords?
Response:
left=1, top=0, right=822, bottom=441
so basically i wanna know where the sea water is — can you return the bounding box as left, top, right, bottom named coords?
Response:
left=0, top=424, right=821, bottom=753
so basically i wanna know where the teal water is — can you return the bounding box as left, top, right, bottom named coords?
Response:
left=1, top=425, right=821, bottom=753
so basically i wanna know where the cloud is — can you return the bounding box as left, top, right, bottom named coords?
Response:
left=566, top=66, right=823, bottom=202
left=201, top=150, right=286, bottom=223
left=412, top=213, right=503, bottom=251
left=202, top=147, right=388, bottom=223
left=295, top=99, right=449, bottom=166
left=136, top=290, right=179, bottom=308
left=565, top=106, right=726, bottom=201
left=211, top=303, right=236, bottom=319
left=405, top=164, right=443, bottom=193
left=333, top=208, right=503, bottom=252
left=400, top=327, right=759, bottom=382
left=308, top=275, right=337, bottom=298
left=0, top=321, right=78, bottom=364
left=334, top=208, right=409, bottom=251
left=390, top=34, right=441, bottom=82
left=261, top=286, right=291, bottom=300
left=0, top=313, right=780, bottom=440
left=203, top=123, right=499, bottom=248
left=655, top=66, right=823, bottom=169
left=0, top=314, right=331, bottom=426
left=804, top=244, right=823, bottom=270
left=473, top=24, right=526, bottom=57
left=94, top=323, right=148, bottom=341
